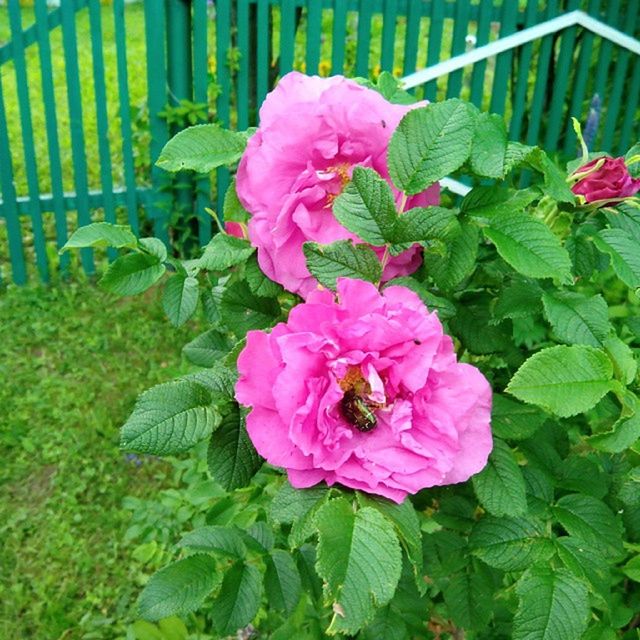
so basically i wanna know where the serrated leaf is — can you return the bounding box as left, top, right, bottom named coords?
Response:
left=178, top=525, right=246, bottom=558
left=138, top=554, right=219, bottom=622
left=604, top=335, right=638, bottom=384
left=100, top=253, right=166, bottom=296
left=553, top=494, right=624, bottom=560
left=507, top=345, right=615, bottom=417
left=265, top=549, right=302, bottom=615
left=588, top=410, right=640, bottom=453
left=220, top=280, right=280, bottom=336
left=470, top=515, right=555, bottom=571
left=565, top=232, right=599, bottom=279
left=470, top=112, right=508, bottom=178
left=315, top=499, right=402, bottom=635
left=593, top=228, right=640, bottom=288
left=541, top=291, right=610, bottom=346
left=388, top=99, right=476, bottom=194
left=423, top=220, right=479, bottom=290
left=360, top=606, right=408, bottom=640
left=357, top=494, right=423, bottom=591
left=493, top=279, right=543, bottom=322
left=492, top=395, right=546, bottom=440
left=525, top=148, right=576, bottom=203
left=391, top=206, right=460, bottom=245
left=555, top=537, right=611, bottom=598
left=120, top=379, right=218, bottom=455
left=332, top=166, right=397, bottom=246
left=462, top=185, right=540, bottom=223
left=198, top=233, right=255, bottom=272
left=622, top=555, right=640, bottom=582
left=607, top=202, right=640, bottom=243
left=472, top=439, right=527, bottom=517
left=162, top=274, right=199, bottom=327
left=61, top=222, right=138, bottom=251
left=157, top=124, right=248, bottom=173
left=269, top=482, right=328, bottom=525
left=513, top=567, right=589, bottom=640
left=442, top=569, right=493, bottom=631
left=185, top=364, right=236, bottom=398
left=303, top=240, right=382, bottom=290
left=212, top=561, right=262, bottom=636
left=484, top=211, right=572, bottom=283
left=139, top=237, right=168, bottom=262
left=245, top=254, right=285, bottom=298
left=207, top=402, right=261, bottom=490
left=244, top=521, right=275, bottom=553
left=223, top=177, right=250, bottom=223
left=182, top=329, right=233, bottom=368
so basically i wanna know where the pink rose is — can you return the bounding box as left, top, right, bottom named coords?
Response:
left=236, top=72, right=440, bottom=298
left=235, top=278, right=492, bottom=503
left=571, top=156, right=640, bottom=205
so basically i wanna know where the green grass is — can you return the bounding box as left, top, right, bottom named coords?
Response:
left=0, top=281, right=199, bottom=639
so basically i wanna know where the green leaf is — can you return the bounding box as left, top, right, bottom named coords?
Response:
left=264, top=549, right=302, bottom=615
left=525, top=148, right=576, bottom=203
left=156, top=124, right=248, bottom=173
left=197, top=233, right=255, bottom=272
left=178, top=525, right=246, bottom=558
left=555, top=537, right=611, bottom=598
left=423, top=220, right=479, bottom=290
left=470, top=515, right=555, bottom=571
left=357, top=494, right=423, bottom=591
left=472, top=438, right=527, bottom=517
left=593, top=228, right=640, bottom=288
left=391, top=206, right=460, bottom=245
left=162, top=275, right=199, bottom=327
left=622, top=554, right=640, bottom=582
left=513, top=567, right=589, bottom=640
left=245, top=254, right=285, bottom=298
left=553, top=494, right=624, bottom=560
left=588, top=410, right=640, bottom=453
left=207, top=402, right=261, bottom=491
left=332, top=166, right=397, bottom=246
left=442, top=569, right=493, bottom=631
left=470, top=112, right=508, bottom=178
left=491, top=394, right=546, bottom=440
left=186, top=364, right=236, bottom=398
left=384, top=277, right=456, bottom=320
left=388, top=99, right=476, bottom=194
left=61, top=222, right=138, bottom=251
left=541, top=291, right=611, bottom=346
left=315, top=498, right=402, bottom=635
left=493, top=279, right=543, bottom=322
left=139, top=237, right=168, bottom=262
left=607, top=202, right=640, bottom=243
left=211, top=561, right=262, bottom=636
left=506, top=345, right=615, bottom=418
left=182, top=330, right=233, bottom=368
left=360, top=606, right=408, bottom=640
left=303, top=240, right=382, bottom=290
left=461, top=185, right=540, bottom=223
left=138, top=554, right=220, bottom=622
left=604, top=335, right=638, bottom=384
left=100, top=253, right=166, bottom=296
left=223, top=177, right=250, bottom=223
left=220, top=281, right=280, bottom=336
left=120, top=379, right=218, bottom=455
left=484, top=211, right=572, bottom=283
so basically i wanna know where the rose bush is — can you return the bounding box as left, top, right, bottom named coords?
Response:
left=63, top=72, right=640, bottom=640
left=236, top=277, right=492, bottom=503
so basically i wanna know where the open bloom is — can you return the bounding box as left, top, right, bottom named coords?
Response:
left=571, top=156, right=640, bottom=205
left=235, top=278, right=492, bottom=503
left=236, top=72, right=440, bottom=298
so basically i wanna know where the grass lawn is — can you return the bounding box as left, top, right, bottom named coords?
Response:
left=0, top=281, right=201, bottom=639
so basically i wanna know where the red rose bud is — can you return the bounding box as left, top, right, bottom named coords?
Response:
left=571, top=156, right=640, bottom=205
left=225, top=221, right=247, bottom=239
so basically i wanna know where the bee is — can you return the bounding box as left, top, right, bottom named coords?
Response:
left=340, top=389, right=378, bottom=432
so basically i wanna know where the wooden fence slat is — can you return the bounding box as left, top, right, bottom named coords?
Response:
left=424, top=0, right=445, bottom=101
left=215, top=0, right=232, bottom=216
left=488, top=0, right=518, bottom=115
left=237, top=0, right=251, bottom=130
left=0, top=76, right=27, bottom=284
left=446, top=0, right=471, bottom=99
left=402, top=0, right=421, bottom=77
left=331, top=0, right=348, bottom=75
left=88, top=0, right=117, bottom=261
left=280, top=0, right=296, bottom=75
left=468, top=0, right=493, bottom=108
left=509, top=0, right=540, bottom=141
left=193, top=0, right=211, bottom=244
left=256, top=0, right=270, bottom=107
left=34, top=0, right=69, bottom=273
left=380, top=0, right=397, bottom=72
left=355, top=0, right=373, bottom=77
left=543, top=0, right=581, bottom=153
left=592, top=0, right=621, bottom=116
left=306, top=0, right=323, bottom=74
left=600, top=0, right=639, bottom=153
left=8, top=0, right=49, bottom=282
left=563, top=0, right=601, bottom=155
left=617, top=51, right=640, bottom=154
left=61, top=0, right=94, bottom=273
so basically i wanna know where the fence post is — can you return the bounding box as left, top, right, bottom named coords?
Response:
left=166, top=0, right=196, bottom=246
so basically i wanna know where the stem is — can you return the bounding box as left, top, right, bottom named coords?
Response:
left=398, top=192, right=408, bottom=213
left=205, top=207, right=226, bottom=235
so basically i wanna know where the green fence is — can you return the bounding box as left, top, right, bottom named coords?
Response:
left=0, top=0, right=638, bottom=285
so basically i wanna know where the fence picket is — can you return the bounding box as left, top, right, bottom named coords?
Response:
left=402, top=0, right=421, bottom=77
left=446, top=0, right=471, bottom=99
left=424, top=0, right=445, bottom=101
left=306, top=0, right=323, bottom=74
left=355, top=0, right=373, bottom=77
left=215, top=0, right=232, bottom=216
left=331, top=0, right=348, bottom=75
left=34, top=0, right=68, bottom=273
left=8, top=0, right=49, bottom=282
left=256, top=0, right=270, bottom=107
left=489, top=0, right=518, bottom=115
left=380, top=0, right=398, bottom=72
left=468, top=0, right=493, bottom=108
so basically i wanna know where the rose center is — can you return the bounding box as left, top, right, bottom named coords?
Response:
left=338, top=366, right=383, bottom=433
left=318, top=162, right=352, bottom=207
